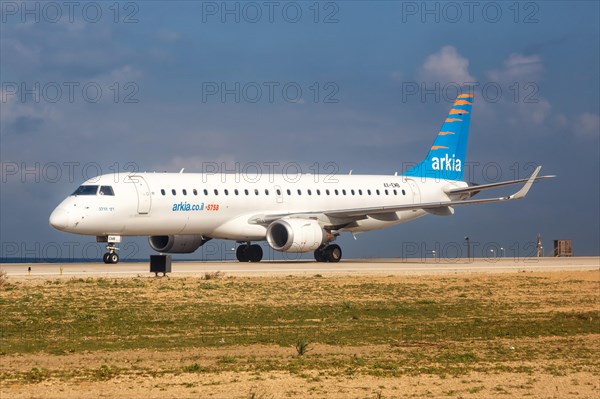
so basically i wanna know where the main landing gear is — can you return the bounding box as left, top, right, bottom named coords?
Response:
left=236, top=243, right=263, bottom=262
left=314, top=244, right=342, bottom=263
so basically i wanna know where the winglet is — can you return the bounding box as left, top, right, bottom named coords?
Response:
left=509, top=166, right=542, bottom=200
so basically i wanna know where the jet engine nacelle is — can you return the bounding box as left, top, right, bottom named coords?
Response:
left=148, top=235, right=208, bottom=253
left=266, top=218, right=327, bottom=253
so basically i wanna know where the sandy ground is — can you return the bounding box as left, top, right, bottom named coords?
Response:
left=2, top=340, right=599, bottom=398
left=3, top=370, right=599, bottom=399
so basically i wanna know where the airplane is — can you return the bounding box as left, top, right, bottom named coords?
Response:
left=49, top=94, right=553, bottom=264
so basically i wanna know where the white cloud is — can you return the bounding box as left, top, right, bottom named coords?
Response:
left=554, top=113, right=568, bottom=128
left=575, top=112, right=600, bottom=138
left=518, top=98, right=552, bottom=125
left=480, top=52, right=552, bottom=127
left=487, top=53, right=543, bottom=83
left=419, top=46, right=475, bottom=84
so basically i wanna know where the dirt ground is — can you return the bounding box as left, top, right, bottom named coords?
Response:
left=1, top=268, right=599, bottom=398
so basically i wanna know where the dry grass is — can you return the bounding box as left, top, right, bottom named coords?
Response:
left=0, top=268, right=7, bottom=288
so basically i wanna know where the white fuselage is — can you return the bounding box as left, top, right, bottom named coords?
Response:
left=49, top=173, right=467, bottom=241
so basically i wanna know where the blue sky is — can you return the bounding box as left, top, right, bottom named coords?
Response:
left=1, top=1, right=598, bottom=261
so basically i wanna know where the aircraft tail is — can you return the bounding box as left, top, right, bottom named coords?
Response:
left=403, top=94, right=473, bottom=181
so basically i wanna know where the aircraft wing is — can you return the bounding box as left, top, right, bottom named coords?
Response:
left=445, top=170, right=555, bottom=196
left=248, top=166, right=546, bottom=225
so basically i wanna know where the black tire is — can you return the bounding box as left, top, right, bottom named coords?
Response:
left=249, top=244, right=263, bottom=262
left=314, top=249, right=325, bottom=262
left=103, top=253, right=111, bottom=264
left=326, top=244, right=342, bottom=263
left=236, top=245, right=249, bottom=262
left=109, top=252, right=119, bottom=264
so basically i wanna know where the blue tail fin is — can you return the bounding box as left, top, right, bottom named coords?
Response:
left=403, top=94, right=473, bottom=181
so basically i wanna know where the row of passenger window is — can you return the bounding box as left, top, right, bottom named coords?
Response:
left=160, top=187, right=407, bottom=197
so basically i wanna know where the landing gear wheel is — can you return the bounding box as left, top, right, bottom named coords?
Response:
left=236, top=244, right=263, bottom=262
left=325, top=244, right=342, bottom=262
left=249, top=244, right=263, bottom=262
left=314, top=244, right=342, bottom=262
left=236, top=245, right=249, bottom=262
left=314, top=248, right=325, bottom=262
left=103, top=240, right=120, bottom=264
left=108, top=252, right=119, bottom=264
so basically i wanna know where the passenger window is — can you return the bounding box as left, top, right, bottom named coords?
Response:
left=183, top=189, right=187, bottom=196
left=193, top=189, right=198, bottom=196
left=342, top=189, right=346, bottom=195
left=385, top=189, right=389, bottom=195
left=235, top=189, right=239, bottom=195
left=334, top=189, right=339, bottom=195
left=351, top=189, right=355, bottom=195
left=393, top=189, right=397, bottom=195
left=214, top=189, right=219, bottom=195
left=297, top=189, right=302, bottom=195
left=402, top=189, right=406, bottom=195
left=376, top=190, right=380, bottom=195
left=316, top=189, right=321, bottom=195
left=255, top=189, right=259, bottom=195
left=172, top=189, right=176, bottom=195
left=72, top=185, right=99, bottom=196
left=367, top=189, right=372, bottom=195
left=99, top=186, right=115, bottom=196
left=224, top=189, right=229, bottom=196
left=265, top=189, right=269, bottom=195
left=358, top=189, right=363, bottom=195
left=245, top=189, right=249, bottom=195
left=287, top=189, right=291, bottom=195
left=326, top=189, right=330, bottom=195
left=161, top=189, right=166, bottom=196
left=307, top=189, right=312, bottom=195
left=276, top=189, right=281, bottom=196
left=203, top=189, right=208, bottom=195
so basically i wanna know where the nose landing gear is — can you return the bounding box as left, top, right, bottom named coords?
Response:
left=97, top=235, right=121, bottom=264
left=103, top=243, right=119, bottom=264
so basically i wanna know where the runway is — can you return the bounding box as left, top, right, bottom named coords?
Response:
left=1, top=256, right=598, bottom=278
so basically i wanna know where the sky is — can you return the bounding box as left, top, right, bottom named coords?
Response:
left=1, top=0, right=599, bottom=262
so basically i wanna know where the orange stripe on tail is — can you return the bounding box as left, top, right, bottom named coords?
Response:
left=454, top=100, right=472, bottom=105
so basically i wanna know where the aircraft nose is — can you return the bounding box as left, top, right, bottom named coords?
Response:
left=49, top=208, right=69, bottom=231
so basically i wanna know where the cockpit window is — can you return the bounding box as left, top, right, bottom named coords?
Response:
left=71, top=185, right=99, bottom=196
left=99, top=186, right=115, bottom=196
